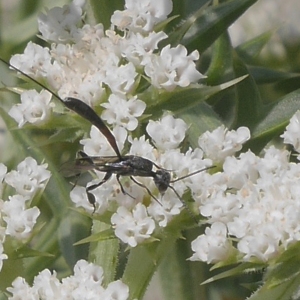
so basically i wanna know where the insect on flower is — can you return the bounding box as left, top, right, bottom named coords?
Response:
left=0, top=57, right=214, bottom=216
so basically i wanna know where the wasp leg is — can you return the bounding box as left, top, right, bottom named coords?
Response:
left=86, top=172, right=112, bottom=213
left=116, top=175, right=135, bottom=199
left=167, top=185, right=198, bottom=224
left=70, top=173, right=81, bottom=191
left=130, top=176, right=162, bottom=206
left=70, top=151, right=95, bottom=191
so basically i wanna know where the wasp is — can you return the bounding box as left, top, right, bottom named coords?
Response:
left=0, top=57, right=213, bottom=214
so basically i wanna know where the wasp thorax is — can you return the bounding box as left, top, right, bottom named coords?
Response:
left=153, top=170, right=171, bottom=195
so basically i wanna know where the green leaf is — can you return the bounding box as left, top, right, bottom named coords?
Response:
left=159, top=237, right=207, bottom=300
left=248, top=271, right=300, bottom=300
left=233, top=56, right=262, bottom=128
left=183, top=0, right=258, bottom=52
left=87, top=0, right=124, bottom=28
left=74, top=228, right=115, bottom=245
left=202, top=262, right=265, bottom=285
left=252, top=89, right=300, bottom=140
left=0, top=257, right=25, bottom=292
left=123, top=244, right=168, bottom=299
left=236, top=31, right=274, bottom=62
left=249, top=66, right=300, bottom=84
left=275, top=241, right=300, bottom=264
left=88, top=221, right=119, bottom=286
left=58, top=210, right=91, bottom=269
left=119, top=212, right=194, bottom=299
left=23, top=218, right=61, bottom=281
left=206, top=32, right=233, bottom=85
left=11, top=245, right=54, bottom=259
left=177, top=102, right=223, bottom=149
left=161, top=1, right=210, bottom=48
left=146, top=76, right=247, bottom=118
left=266, top=261, right=300, bottom=289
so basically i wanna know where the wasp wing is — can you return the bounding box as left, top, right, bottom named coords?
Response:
left=60, top=156, right=122, bottom=177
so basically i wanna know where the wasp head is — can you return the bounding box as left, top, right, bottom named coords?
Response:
left=153, top=169, right=171, bottom=195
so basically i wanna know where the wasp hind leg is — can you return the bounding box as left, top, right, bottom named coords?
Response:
left=116, top=175, right=135, bottom=199
left=86, top=172, right=112, bottom=213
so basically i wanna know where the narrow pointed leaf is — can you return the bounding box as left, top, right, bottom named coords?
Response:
left=183, top=0, right=258, bottom=52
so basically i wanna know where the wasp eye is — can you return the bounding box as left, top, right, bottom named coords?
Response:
left=153, top=170, right=171, bottom=194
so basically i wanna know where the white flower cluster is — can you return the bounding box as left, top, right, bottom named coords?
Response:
left=7, top=259, right=129, bottom=300
left=9, top=0, right=204, bottom=128
left=7, top=0, right=206, bottom=248
left=0, top=157, right=51, bottom=271
left=8, top=90, right=53, bottom=128
left=190, top=111, right=300, bottom=263
left=281, top=110, right=300, bottom=155
left=75, top=114, right=213, bottom=247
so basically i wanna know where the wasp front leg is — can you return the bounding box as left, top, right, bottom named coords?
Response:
left=116, top=175, right=135, bottom=199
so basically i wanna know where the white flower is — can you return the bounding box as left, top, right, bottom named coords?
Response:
left=101, top=94, right=146, bottom=131
left=198, top=125, right=251, bottom=163
left=70, top=186, right=95, bottom=213
left=0, top=242, right=8, bottom=272
left=80, top=125, right=127, bottom=156
left=0, top=163, right=7, bottom=196
left=10, top=42, right=52, bottom=78
left=7, top=277, right=38, bottom=300
left=192, top=144, right=300, bottom=263
left=102, top=280, right=129, bottom=300
left=128, top=135, right=156, bottom=161
left=104, top=62, right=138, bottom=95
left=111, top=0, right=172, bottom=33
left=0, top=163, right=7, bottom=182
left=2, top=195, right=40, bottom=240
left=7, top=260, right=129, bottom=300
left=112, top=175, right=150, bottom=209
left=32, top=269, right=63, bottom=299
left=146, top=114, right=188, bottom=150
left=190, top=222, right=232, bottom=263
left=38, top=0, right=85, bottom=42
left=158, top=148, right=212, bottom=187
left=237, top=234, right=279, bottom=262
left=0, top=201, right=6, bottom=242
left=5, top=157, right=51, bottom=197
left=223, top=150, right=259, bottom=190
left=49, top=40, right=108, bottom=105
left=200, top=191, right=240, bottom=224
left=120, top=31, right=168, bottom=66
left=258, top=146, right=291, bottom=178
left=144, top=45, right=204, bottom=91
left=111, top=203, right=155, bottom=247
left=147, top=191, right=183, bottom=227
left=281, top=110, right=300, bottom=156
left=67, top=259, right=104, bottom=294
left=8, top=90, right=53, bottom=127
left=72, top=179, right=116, bottom=214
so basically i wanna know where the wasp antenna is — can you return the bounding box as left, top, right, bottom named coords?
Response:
left=152, top=162, right=173, bottom=172
left=0, top=57, right=64, bottom=104
left=170, top=165, right=216, bottom=183
left=0, top=57, right=123, bottom=159
left=168, top=185, right=199, bottom=225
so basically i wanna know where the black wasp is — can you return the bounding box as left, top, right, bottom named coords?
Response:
left=0, top=57, right=213, bottom=214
